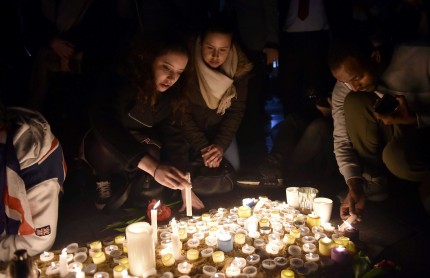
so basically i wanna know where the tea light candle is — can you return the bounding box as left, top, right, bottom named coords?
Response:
left=160, top=231, right=172, bottom=241
left=114, top=235, right=126, bottom=245
left=265, top=243, right=279, bottom=255
left=40, top=251, right=54, bottom=262
left=201, top=213, right=211, bottom=222
left=313, top=232, right=327, bottom=241
left=302, top=243, right=316, bottom=253
left=186, top=225, right=197, bottom=234
left=66, top=243, right=79, bottom=254
left=217, top=232, right=233, bottom=252
left=212, top=251, right=225, bottom=263
left=113, top=265, right=127, bottom=278
left=301, top=235, right=316, bottom=244
left=281, top=269, right=295, bottom=278
left=261, top=259, right=276, bottom=270
left=83, top=263, right=97, bottom=275
left=193, top=232, right=205, bottom=241
left=296, top=266, right=310, bottom=276
left=260, top=226, right=271, bottom=234
left=311, top=226, right=324, bottom=234
left=75, top=269, right=85, bottom=278
left=92, top=251, right=106, bottom=265
left=225, top=265, right=240, bottom=277
left=186, top=249, right=199, bottom=261
left=46, top=262, right=60, bottom=276
left=305, top=253, right=320, bottom=262
left=59, top=248, right=69, bottom=277
left=274, top=257, right=288, bottom=267
left=230, top=207, right=239, bottom=215
left=306, top=213, right=321, bottom=227
left=318, top=237, right=334, bottom=256
left=299, top=226, right=310, bottom=236
left=201, top=248, right=214, bottom=258
left=283, top=234, right=295, bottom=245
left=202, top=265, right=217, bottom=276
left=187, top=238, right=200, bottom=248
left=90, top=241, right=102, bottom=250
left=104, top=245, right=119, bottom=255
left=253, top=238, right=265, bottom=248
left=231, top=257, right=247, bottom=269
left=287, top=245, right=301, bottom=257
left=242, top=266, right=257, bottom=277
left=242, top=244, right=255, bottom=254
left=234, top=233, right=246, bottom=245
left=259, top=218, right=270, bottom=227
left=293, top=219, right=305, bottom=227
left=343, top=227, right=360, bottom=242
left=246, top=254, right=260, bottom=265
left=290, top=228, right=301, bottom=239
left=93, top=271, right=109, bottom=278
left=161, top=253, right=175, bottom=266
left=177, top=261, right=192, bottom=274
left=331, top=245, right=352, bottom=265
left=289, top=258, right=304, bottom=269
left=73, top=252, right=88, bottom=263
left=323, top=222, right=335, bottom=233
left=178, top=228, right=187, bottom=240
left=248, top=230, right=260, bottom=239
left=205, top=235, right=218, bottom=247
left=238, top=206, right=252, bottom=218
left=68, top=262, right=83, bottom=272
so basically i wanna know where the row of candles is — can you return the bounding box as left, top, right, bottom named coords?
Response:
left=38, top=196, right=359, bottom=277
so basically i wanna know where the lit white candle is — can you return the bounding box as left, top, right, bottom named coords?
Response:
left=151, top=200, right=160, bottom=244
left=125, top=222, right=156, bottom=277
left=39, top=251, right=54, bottom=262
left=75, top=269, right=85, bottom=278
left=59, top=248, right=69, bottom=277
left=170, top=218, right=184, bottom=260
left=225, top=265, right=240, bottom=277
left=186, top=173, right=192, bottom=217
left=177, top=261, right=192, bottom=274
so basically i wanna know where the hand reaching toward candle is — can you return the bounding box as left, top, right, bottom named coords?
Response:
left=341, top=178, right=366, bottom=222
left=201, top=144, right=224, bottom=168
left=179, top=189, right=205, bottom=211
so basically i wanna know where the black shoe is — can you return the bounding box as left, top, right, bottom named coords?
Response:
left=258, top=154, right=283, bottom=179
left=94, top=174, right=131, bottom=213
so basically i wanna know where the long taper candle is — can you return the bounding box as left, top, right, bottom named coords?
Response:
left=186, top=173, right=192, bottom=217
left=151, top=200, right=160, bottom=244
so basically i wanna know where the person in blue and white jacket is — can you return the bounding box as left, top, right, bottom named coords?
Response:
left=0, top=105, right=66, bottom=262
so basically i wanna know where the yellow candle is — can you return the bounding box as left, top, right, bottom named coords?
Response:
left=238, top=206, right=252, bottom=218
left=92, top=251, right=106, bottom=264
left=283, top=234, right=295, bottom=245
left=119, top=257, right=129, bottom=270
left=306, top=213, right=321, bottom=227
left=114, top=235, right=126, bottom=245
left=318, top=237, right=334, bottom=256
left=113, top=265, right=126, bottom=278
left=186, top=249, right=199, bottom=261
left=259, top=218, right=270, bottom=227
left=334, top=236, right=350, bottom=247
left=90, top=240, right=102, bottom=250
left=346, top=241, right=356, bottom=254
left=161, top=253, right=175, bottom=266
left=234, top=233, right=246, bottom=245
left=212, top=251, right=225, bottom=263
left=178, top=228, right=187, bottom=240
left=281, top=269, right=295, bottom=278
left=202, top=213, right=211, bottom=222
left=290, top=228, right=301, bottom=239
left=208, top=219, right=218, bottom=227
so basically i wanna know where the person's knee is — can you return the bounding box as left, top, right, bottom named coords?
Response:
left=383, top=141, right=421, bottom=182
left=344, top=91, right=377, bottom=115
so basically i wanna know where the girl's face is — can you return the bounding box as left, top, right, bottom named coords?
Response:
left=201, top=32, right=232, bottom=69
left=153, top=52, right=188, bottom=92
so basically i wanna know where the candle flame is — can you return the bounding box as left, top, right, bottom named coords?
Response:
left=51, top=262, right=55, bottom=267
left=153, top=200, right=160, bottom=210
left=61, top=248, right=67, bottom=254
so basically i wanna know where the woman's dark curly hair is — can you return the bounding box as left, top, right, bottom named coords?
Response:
left=118, top=32, right=190, bottom=110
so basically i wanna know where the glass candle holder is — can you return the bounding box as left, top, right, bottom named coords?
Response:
left=289, top=258, right=304, bottom=269
left=193, top=232, right=205, bottom=241
left=253, top=238, right=265, bottom=248
left=234, top=233, right=246, bottom=245
left=202, top=265, right=217, bottom=276
left=305, top=253, right=320, bottom=262
left=225, top=265, right=240, bottom=277
left=205, top=236, right=217, bottom=247
left=177, top=262, right=192, bottom=274
left=299, top=226, right=310, bottom=236
left=301, top=236, right=316, bottom=244
left=187, top=238, right=200, bottom=248
left=287, top=245, right=302, bottom=257
left=302, top=243, right=317, bottom=253
left=231, top=257, right=247, bottom=269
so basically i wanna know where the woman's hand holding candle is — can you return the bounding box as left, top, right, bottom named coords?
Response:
left=179, top=188, right=205, bottom=212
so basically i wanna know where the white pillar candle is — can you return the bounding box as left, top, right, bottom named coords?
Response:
left=151, top=200, right=160, bottom=244
left=170, top=218, right=184, bottom=260
left=59, top=248, right=69, bottom=277
left=186, top=173, right=192, bottom=217
left=125, top=222, right=156, bottom=277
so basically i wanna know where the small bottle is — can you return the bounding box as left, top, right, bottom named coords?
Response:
left=6, top=249, right=39, bottom=278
